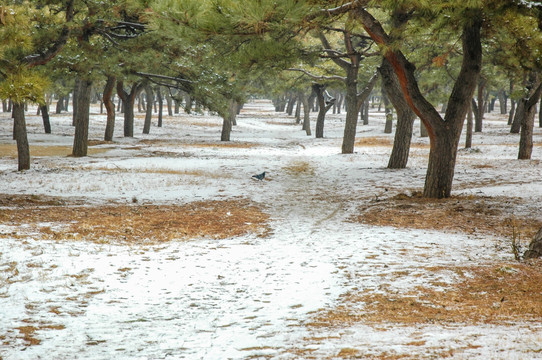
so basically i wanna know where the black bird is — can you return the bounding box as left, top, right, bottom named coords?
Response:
left=252, top=171, right=266, bottom=181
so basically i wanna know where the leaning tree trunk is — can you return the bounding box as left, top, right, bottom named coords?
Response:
left=380, top=58, right=415, bottom=169
left=40, top=104, right=51, bottom=134
left=13, top=102, right=30, bottom=170
left=72, top=79, right=92, bottom=157
left=103, top=76, right=116, bottom=141
left=143, top=84, right=153, bottom=134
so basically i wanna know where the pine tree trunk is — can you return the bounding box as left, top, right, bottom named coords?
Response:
left=157, top=87, right=163, bottom=127
left=498, top=89, right=507, bottom=114
left=341, top=71, right=360, bottom=153
left=313, top=84, right=333, bottom=139
left=143, top=84, right=153, bottom=134
left=72, top=79, right=92, bottom=157
left=286, top=93, right=296, bottom=116
left=55, top=96, right=64, bottom=114
left=103, top=76, right=116, bottom=141
left=518, top=76, right=542, bottom=159
left=295, top=93, right=302, bottom=124
left=465, top=102, right=473, bottom=149
left=221, top=99, right=237, bottom=142
left=185, top=94, right=192, bottom=114
left=117, top=80, right=142, bottom=137
left=381, top=58, right=415, bottom=169
left=13, top=102, right=30, bottom=171
left=474, top=78, right=486, bottom=132
left=72, top=77, right=80, bottom=126
left=382, top=90, right=393, bottom=134
left=40, top=104, right=51, bottom=134
left=302, top=92, right=312, bottom=136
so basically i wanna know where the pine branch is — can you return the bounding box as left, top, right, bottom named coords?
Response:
left=287, top=68, right=346, bottom=81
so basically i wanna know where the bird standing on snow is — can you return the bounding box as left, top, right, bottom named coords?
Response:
left=252, top=171, right=266, bottom=181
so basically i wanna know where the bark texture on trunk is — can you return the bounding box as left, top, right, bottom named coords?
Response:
left=117, top=80, right=143, bottom=137
left=13, top=102, right=30, bottom=170
left=221, top=99, right=237, bottom=141
left=302, top=92, right=312, bottom=136
left=518, top=75, right=542, bottom=160
left=40, top=104, right=51, bottom=134
left=358, top=8, right=482, bottom=198
left=103, top=76, right=116, bottom=141
left=313, top=84, right=334, bottom=139
left=143, top=84, right=153, bottom=134
left=380, top=58, right=415, bottom=169
left=72, top=79, right=92, bottom=157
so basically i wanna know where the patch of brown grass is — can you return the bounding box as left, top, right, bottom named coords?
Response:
left=353, top=193, right=542, bottom=240
left=0, top=196, right=270, bottom=244
left=309, top=262, right=542, bottom=327
left=15, top=323, right=65, bottom=346
left=355, top=136, right=392, bottom=147
left=282, top=161, right=315, bottom=176
left=0, top=144, right=108, bottom=157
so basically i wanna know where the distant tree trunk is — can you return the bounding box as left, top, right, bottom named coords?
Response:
left=221, top=99, right=237, bottom=141
left=72, top=77, right=80, bottom=126
left=103, top=76, right=116, bottom=141
left=465, top=102, right=473, bottom=149
left=165, top=91, right=173, bottom=116
left=498, top=89, right=508, bottom=114
left=302, top=92, right=313, bottom=136
left=383, top=90, right=393, bottom=134
left=13, top=102, right=30, bottom=171
left=286, top=93, right=296, bottom=116
left=336, top=93, right=344, bottom=114
left=313, top=84, right=334, bottom=139
left=363, top=99, right=369, bottom=125
left=55, top=95, right=64, bottom=114
left=117, top=80, right=143, bottom=137
left=72, top=79, right=92, bottom=157
left=38, top=104, right=51, bottom=134
left=157, top=87, right=163, bottom=127
left=380, top=58, right=415, bottom=169
left=143, top=83, right=153, bottom=134
left=2, top=100, right=7, bottom=112
left=295, top=93, right=302, bottom=124
left=185, top=93, right=192, bottom=114
left=508, top=100, right=516, bottom=126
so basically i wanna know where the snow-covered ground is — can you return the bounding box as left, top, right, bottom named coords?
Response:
left=1, top=100, right=542, bottom=359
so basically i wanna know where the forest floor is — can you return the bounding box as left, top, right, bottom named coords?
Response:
left=1, top=100, right=542, bottom=359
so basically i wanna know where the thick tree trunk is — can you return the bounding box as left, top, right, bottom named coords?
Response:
left=380, top=58, right=415, bottom=169
left=342, top=71, right=360, bottom=153
left=358, top=8, right=482, bottom=198
left=40, top=104, right=51, bottom=134
left=55, top=95, right=64, bottom=114
left=143, top=84, right=153, bottom=134
left=518, top=76, right=542, bottom=159
left=103, top=76, right=116, bottom=141
left=498, top=89, right=508, bottom=114
left=13, top=103, right=30, bottom=171
left=72, top=79, right=92, bottom=157
left=166, top=92, right=173, bottom=116
left=286, top=93, right=296, bottom=116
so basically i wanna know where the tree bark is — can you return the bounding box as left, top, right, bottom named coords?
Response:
left=380, top=58, right=416, bottom=169
left=474, top=78, right=486, bottom=132
left=72, top=79, right=92, bottom=157
left=40, top=104, right=51, bottom=134
left=103, top=76, right=116, bottom=141
left=518, top=75, right=542, bottom=159
left=157, top=87, right=163, bottom=127
left=302, top=92, right=312, bottom=136
left=313, top=84, right=334, bottom=138
left=72, top=77, right=80, bottom=126
left=13, top=103, right=30, bottom=170
left=117, top=80, right=143, bottom=137
left=143, top=83, right=153, bottom=134
left=358, top=8, right=482, bottom=198
left=221, top=99, right=237, bottom=141
left=465, top=102, right=473, bottom=149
